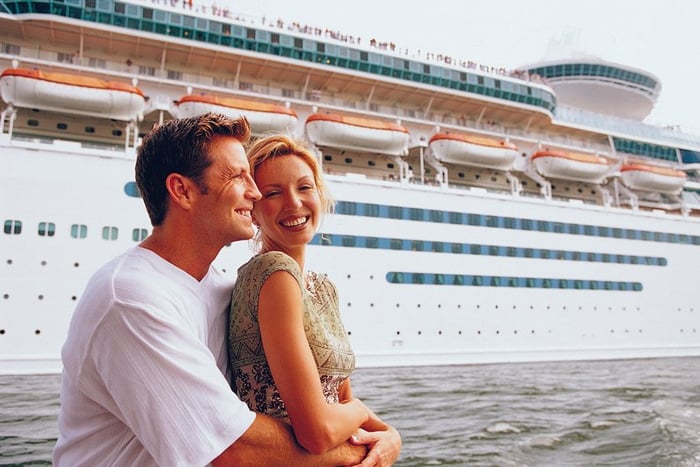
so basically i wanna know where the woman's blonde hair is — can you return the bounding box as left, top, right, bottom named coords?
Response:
left=247, top=134, right=334, bottom=250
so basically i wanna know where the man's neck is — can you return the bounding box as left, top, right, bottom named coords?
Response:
left=140, top=228, right=218, bottom=281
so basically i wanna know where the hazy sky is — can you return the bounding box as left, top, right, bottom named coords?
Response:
left=224, top=0, right=699, bottom=132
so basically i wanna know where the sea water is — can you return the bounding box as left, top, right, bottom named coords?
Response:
left=2, top=357, right=700, bottom=466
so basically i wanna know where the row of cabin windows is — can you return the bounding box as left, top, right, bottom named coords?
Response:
left=334, top=201, right=700, bottom=246
left=386, top=272, right=643, bottom=292
left=311, top=233, right=667, bottom=266
left=25, top=119, right=124, bottom=137
left=4, top=220, right=148, bottom=242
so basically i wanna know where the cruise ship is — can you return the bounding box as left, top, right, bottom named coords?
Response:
left=2, top=0, right=700, bottom=375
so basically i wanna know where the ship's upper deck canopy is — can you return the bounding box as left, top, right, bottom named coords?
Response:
left=522, top=58, right=661, bottom=121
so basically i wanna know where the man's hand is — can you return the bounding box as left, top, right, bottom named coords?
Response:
left=349, top=426, right=401, bottom=467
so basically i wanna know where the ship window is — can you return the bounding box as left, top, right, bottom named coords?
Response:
left=411, top=240, right=424, bottom=251
left=429, top=210, right=443, bottom=223
left=344, top=157, right=353, bottom=164
left=2, top=43, right=20, bottom=55
left=124, top=182, right=141, bottom=198
left=468, top=214, right=483, bottom=226
left=85, top=0, right=96, bottom=8
left=57, top=123, right=68, bottom=130
left=142, top=7, right=152, bottom=19
left=38, top=222, right=56, bottom=237
left=70, top=224, right=88, bottom=239
left=409, top=208, right=422, bottom=221
left=368, top=160, right=376, bottom=167
left=132, top=228, right=148, bottom=242
left=342, top=236, right=356, bottom=247
left=28, top=119, right=39, bottom=127
left=412, top=273, right=424, bottom=284
left=449, top=212, right=463, bottom=224
left=365, top=237, right=379, bottom=249
left=388, top=206, right=402, bottom=219
left=387, top=272, right=403, bottom=283
left=4, top=220, right=22, bottom=235
left=432, top=242, right=444, bottom=253
left=323, top=155, right=332, bottom=162
left=451, top=243, right=463, bottom=254
left=102, top=226, right=119, bottom=241
left=85, top=126, right=95, bottom=133
left=112, top=129, right=123, bottom=137
left=364, top=203, right=380, bottom=217
left=340, top=201, right=357, bottom=215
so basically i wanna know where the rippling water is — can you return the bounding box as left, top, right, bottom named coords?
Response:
left=2, top=357, right=700, bottom=465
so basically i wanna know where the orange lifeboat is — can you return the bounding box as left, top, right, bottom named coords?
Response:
left=0, top=67, right=145, bottom=121
left=620, top=163, right=686, bottom=194
left=429, top=133, right=518, bottom=170
left=532, top=149, right=611, bottom=183
left=305, top=113, right=409, bottom=156
left=173, top=94, right=298, bottom=135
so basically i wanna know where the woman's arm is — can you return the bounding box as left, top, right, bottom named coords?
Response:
left=258, top=270, right=371, bottom=454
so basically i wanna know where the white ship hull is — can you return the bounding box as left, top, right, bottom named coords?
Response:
left=1, top=0, right=700, bottom=374
left=3, top=140, right=699, bottom=374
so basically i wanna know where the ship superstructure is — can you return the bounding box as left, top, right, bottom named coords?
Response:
left=1, top=0, right=700, bottom=374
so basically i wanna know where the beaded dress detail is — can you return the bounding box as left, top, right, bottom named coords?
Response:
left=229, top=251, right=355, bottom=419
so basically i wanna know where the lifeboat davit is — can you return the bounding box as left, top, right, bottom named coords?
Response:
left=620, top=163, right=687, bottom=194
left=429, top=133, right=518, bottom=170
left=0, top=67, right=145, bottom=121
left=305, top=113, right=409, bottom=156
left=173, top=94, right=298, bottom=135
left=532, top=149, right=611, bottom=183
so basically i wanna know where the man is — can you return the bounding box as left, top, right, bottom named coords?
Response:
left=54, top=113, right=400, bottom=466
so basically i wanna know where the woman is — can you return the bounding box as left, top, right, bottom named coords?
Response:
left=229, top=134, right=401, bottom=458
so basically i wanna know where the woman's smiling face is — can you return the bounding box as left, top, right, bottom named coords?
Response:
left=252, top=154, right=322, bottom=255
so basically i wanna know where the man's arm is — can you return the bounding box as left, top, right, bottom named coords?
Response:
left=212, top=414, right=368, bottom=467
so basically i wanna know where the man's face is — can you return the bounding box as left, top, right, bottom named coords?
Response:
left=194, top=136, right=261, bottom=247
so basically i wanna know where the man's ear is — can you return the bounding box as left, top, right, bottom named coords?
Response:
left=165, top=173, right=195, bottom=210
